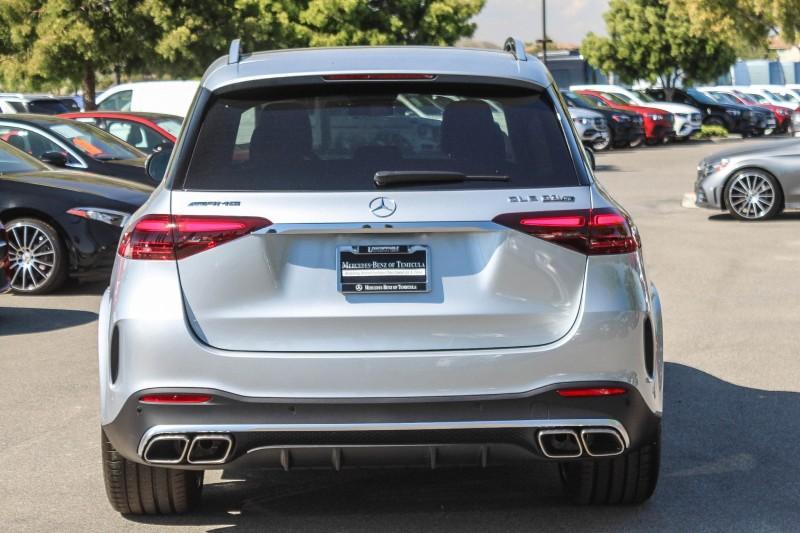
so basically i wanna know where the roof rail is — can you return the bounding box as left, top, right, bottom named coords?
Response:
left=228, top=38, right=242, bottom=64
left=504, top=37, right=527, bottom=62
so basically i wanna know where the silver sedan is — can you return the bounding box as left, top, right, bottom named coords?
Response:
left=696, top=139, right=800, bottom=220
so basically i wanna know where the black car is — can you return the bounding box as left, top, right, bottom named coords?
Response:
left=0, top=221, right=10, bottom=293
left=0, top=140, right=153, bottom=294
left=641, top=88, right=765, bottom=135
left=561, top=90, right=645, bottom=148
left=0, top=114, right=152, bottom=185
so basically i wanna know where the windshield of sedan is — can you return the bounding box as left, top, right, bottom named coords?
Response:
left=601, top=92, right=630, bottom=105
left=154, top=117, right=182, bottom=137
left=686, top=89, right=717, bottom=105
left=0, top=140, right=47, bottom=174
left=608, top=92, right=635, bottom=104
left=635, top=91, right=657, bottom=103
left=561, top=91, right=594, bottom=108
left=46, top=121, right=142, bottom=160
left=709, top=92, right=738, bottom=104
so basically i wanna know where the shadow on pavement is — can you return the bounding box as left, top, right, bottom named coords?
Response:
left=127, top=363, right=800, bottom=532
left=708, top=212, right=800, bottom=222
left=0, top=306, right=98, bottom=336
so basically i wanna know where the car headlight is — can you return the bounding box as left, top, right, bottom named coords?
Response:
left=66, top=207, right=130, bottom=227
left=700, top=158, right=729, bottom=177
left=648, top=113, right=664, bottom=121
left=726, top=109, right=741, bottom=117
left=573, top=117, right=592, bottom=126
left=611, top=114, right=629, bottom=122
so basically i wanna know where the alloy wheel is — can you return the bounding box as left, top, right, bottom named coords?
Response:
left=6, top=222, right=58, bottom=291
left=727, top=171, right=776, bottom=220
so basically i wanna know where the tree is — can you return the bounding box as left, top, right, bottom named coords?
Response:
left=581, top=0, right=737, bottom=89
left=0, top=0, right=487, bottom=101
left=139, top=0, right=307, bottom=78
left=679, top=0, right=781, bottom=48
left=0, top=1, right=154, bottom=109
left=300, top=0, right=485, bottom=46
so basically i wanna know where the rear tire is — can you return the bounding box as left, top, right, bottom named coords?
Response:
left=102, top=430, right=203, bottom=515
left=559, top=427, right=660, bottom=505
left=628, top=135, right=643, bottom=148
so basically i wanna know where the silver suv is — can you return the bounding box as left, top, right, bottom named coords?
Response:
left=99, top=39, right=663, bottom=514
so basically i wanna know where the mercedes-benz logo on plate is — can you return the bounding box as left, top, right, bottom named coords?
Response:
left=369, top=197, right=397, bottom=218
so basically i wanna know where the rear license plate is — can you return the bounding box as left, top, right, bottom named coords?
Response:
left=338, top=245, right=430, bottom=294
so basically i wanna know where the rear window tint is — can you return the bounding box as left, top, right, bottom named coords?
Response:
left=27, top=100, right=69, bottom=115
left=182, top=84, right=580, bottom=191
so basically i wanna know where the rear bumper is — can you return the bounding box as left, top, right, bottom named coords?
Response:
left=103, top=382, right=661, bottom=469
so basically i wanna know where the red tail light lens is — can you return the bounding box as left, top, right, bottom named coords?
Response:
left=139, top=393, right=212, bottom=404
left=494, top=208, right=639, bottom=255
left=557, top=387, right=627, bottom=398
left=118, top=215, right=271, bottom=260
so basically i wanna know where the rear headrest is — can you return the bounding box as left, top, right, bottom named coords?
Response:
left=440, top=100, right=505, bottom=166
left=249, top=102, right=313, bottom=163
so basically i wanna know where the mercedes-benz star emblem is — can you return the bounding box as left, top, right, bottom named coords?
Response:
left=369, top=197, right=397, bottom=218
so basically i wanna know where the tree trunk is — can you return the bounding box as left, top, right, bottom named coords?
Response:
left=114, top=65, right=121, bottom=85
left=83, top=61, right=97, bottom=111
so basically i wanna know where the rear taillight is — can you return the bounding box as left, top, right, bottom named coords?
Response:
left=118, top=215, right=271, bottom=260
left=493, top=208, right=639, bottom=255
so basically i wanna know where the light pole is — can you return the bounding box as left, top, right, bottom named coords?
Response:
left=536, top=0, right=552, bottom=66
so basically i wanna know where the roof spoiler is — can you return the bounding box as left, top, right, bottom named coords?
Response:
left=228, top=39, right=242, bottom=65
left=504, top=37, right=527, bottom=62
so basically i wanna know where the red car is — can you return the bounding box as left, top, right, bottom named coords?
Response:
left=58, top=111, right=182, bottom=153
left=575, top=90, right=675, bottom=145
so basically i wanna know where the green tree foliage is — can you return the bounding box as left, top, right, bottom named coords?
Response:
left=300, top=0, right=485, bottom=46
left=581, top=0, right=737, bottom=88
left=680, top=0, right=787, bottom=47
left=140, top=0, right=307, bottom=78
left=0, top=0, right=153, bottom=108
left=0, top=0, right=485, bottom=100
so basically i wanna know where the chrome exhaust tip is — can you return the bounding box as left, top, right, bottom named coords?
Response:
left=186, top=434, right=233, bottom=465
left=537, top=429, right=583, bottom=458
left=580, top=428, right=625, bottom=457
left=143, top=435, right=190, bottom=464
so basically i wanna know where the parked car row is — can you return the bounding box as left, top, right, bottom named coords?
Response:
left=563, top=84, right=800, bottom=154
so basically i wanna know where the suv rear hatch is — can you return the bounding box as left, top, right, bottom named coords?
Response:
left=168, top=80, right=590, bottom=352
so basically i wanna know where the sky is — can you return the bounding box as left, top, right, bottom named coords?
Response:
left=470, top=0, right=609, bottom=47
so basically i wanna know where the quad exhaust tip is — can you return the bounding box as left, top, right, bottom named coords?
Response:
left=537, top=429, right=583, bottom=458
left=143, top=435, right=190, bottom=464
left=580, top=428, right=625, bottom=457
left=537, top=428, right=625, bottom=459
left=187, top=434, right=234, bottom=464
left=143, top=434, right=233, bottom=465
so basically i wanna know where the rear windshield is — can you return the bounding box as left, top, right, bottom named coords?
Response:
left=27, top=100, right=69, bottom=115
left=182, top=84, right=580, bottom=191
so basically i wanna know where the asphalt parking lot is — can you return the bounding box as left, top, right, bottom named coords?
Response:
left=2, top=139, right=799, bottom=532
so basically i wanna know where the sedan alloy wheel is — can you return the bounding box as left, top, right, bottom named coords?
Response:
left=6, top=219, right=67, bottom=294
left=726, top=170, right=782, bottom=221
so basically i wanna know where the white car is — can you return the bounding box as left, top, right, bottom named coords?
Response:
left=568, top=106, right=610, bottom=150
left=571, top=84, right=703, bottom=140
left=716, top=86, right=796, bottom=111
left=96, top=81, right=200, bottom=117
left=0, top=93, right=70, bottom=115
left=748, top=85, right=800, bottom=107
